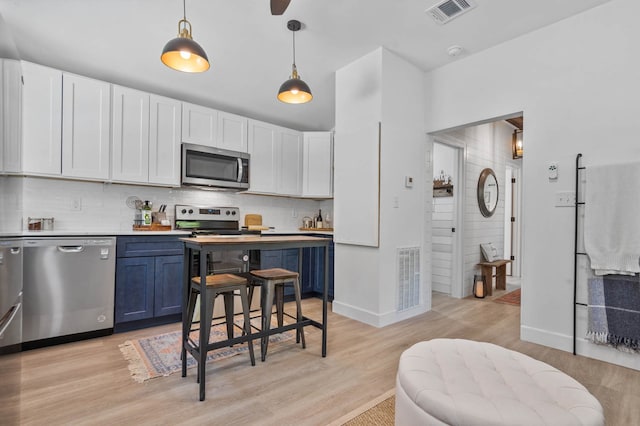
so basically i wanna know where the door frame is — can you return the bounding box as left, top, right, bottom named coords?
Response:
left=509, top=166, right=522, bottom=278
left=429, top=136, right=465, bottom=298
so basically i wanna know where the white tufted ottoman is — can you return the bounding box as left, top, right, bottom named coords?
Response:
left=395, top=339, right=604, bottom=426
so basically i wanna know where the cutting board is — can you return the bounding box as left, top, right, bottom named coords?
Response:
left=244, top=214, right=263, bottom=227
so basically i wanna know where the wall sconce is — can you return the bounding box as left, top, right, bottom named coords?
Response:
left=512, top=129, right=523, bottom=159
left=473, top=274, right=486, bottom=298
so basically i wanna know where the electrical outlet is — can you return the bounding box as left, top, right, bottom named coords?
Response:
left=71, top=197, right=82, bottom=211
left=555, top=191, right=575, bottom=207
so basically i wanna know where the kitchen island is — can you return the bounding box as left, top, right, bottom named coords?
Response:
left=180, top=235, right=331, bottom=400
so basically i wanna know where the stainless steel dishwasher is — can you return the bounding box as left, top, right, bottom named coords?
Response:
left=0, top=238, right=22, bottom=354
left=23, top=237, right=115, bottom=345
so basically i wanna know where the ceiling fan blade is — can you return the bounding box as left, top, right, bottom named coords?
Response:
left=271, top=0, right=291, bottom=15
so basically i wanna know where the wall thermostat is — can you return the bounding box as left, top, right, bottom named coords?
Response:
left=548, top=162, right=558, bottom=180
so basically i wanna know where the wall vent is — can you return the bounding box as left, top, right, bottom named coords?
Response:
left=426, top=0, right=477, bottom=25
left=397, top=247, right=420, bottom=311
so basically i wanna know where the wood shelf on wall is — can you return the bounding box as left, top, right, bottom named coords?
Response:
left=433, top=181, right=453, bottom=197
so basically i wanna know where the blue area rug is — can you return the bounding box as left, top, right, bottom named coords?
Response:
left=119, top=320, right=294, bottom=382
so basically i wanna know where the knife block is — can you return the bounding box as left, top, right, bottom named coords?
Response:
left=152, top=212, right=167, bottom=224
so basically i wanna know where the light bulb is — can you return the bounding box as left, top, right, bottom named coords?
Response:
left=290, top=88, right=299, bottom=95
left=180, top=50, right=192, bottom=60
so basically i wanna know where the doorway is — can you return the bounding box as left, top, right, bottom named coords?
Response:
left=431, top=141, right=463, bottom=297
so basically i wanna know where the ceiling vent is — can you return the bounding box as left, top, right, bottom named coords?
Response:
left=426, top=0, right=477, bottom=24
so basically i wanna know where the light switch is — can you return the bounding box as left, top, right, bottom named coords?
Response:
left=555, top=191, right=576, bottom=207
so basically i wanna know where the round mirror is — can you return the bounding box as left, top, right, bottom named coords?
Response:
left=477, top=168, right=499, bottom=217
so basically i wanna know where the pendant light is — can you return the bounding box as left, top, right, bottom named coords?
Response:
left=277, top=20, right=312, bottom=104
left=161, top=0, right=210, bottom=73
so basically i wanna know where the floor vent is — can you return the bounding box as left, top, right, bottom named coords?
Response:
left=397, top=247, right=420, bottom=311
left=426, top=0, right=477, bottom=25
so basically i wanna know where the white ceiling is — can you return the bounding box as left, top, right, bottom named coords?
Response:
left=0, top=0, right=609, bottom=131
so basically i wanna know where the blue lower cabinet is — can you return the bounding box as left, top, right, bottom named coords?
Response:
left=259, top=241, right=333, bottom=300
left=312, top=242, right=335, bottom=300
left=154, top=255, right=184, bottom=317
left=261, top=249, right=300, bottom=297
left=260, top=249, right=283, bottom=269
left=115, top=236, right=184, bottom=331
left=115, top=257, right=155, bottom=323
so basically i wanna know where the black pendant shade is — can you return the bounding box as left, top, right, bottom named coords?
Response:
left=277, top=67, right=313, bottom=104
left=161, top=2, right=210, bottom=73
left=278, top=20, right=312, bottom=104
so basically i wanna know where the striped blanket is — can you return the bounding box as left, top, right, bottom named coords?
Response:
left=587, top=274, right=640, bottom=352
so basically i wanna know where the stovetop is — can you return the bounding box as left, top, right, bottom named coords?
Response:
left=174, top=205, right=260, bottom=236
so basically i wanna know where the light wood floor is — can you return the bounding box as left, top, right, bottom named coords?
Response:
left=2, top=291, right=640, bottom=425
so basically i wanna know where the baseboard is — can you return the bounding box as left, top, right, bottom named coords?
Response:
left=333, top=300, right=428, bottom=328
left=521, top=324, right=640, bottom=371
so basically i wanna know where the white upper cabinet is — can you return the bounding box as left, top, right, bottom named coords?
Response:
left=149, top=94, right=181, bottom=186
left=217, top=111, right=248, bottom=152
left=21, top=61, right=62, bottom=176
left=182, top=103, right=248, bottom=152
left=112, top=87, right=181, bottom=186
left=181, top=102, right=217, bottom=147
left=302, top=131, right=333, bottom=198
left=62, top=73, right=111, bottom=180
left=278, top=128, right=303, bottom=196
left=111, top=85, right=149, bottom=183
left=247, top=119, right=302, bottom=196
left=247, top=119, right=278, bottom=193
left=2, top=60, right=22, bottom=174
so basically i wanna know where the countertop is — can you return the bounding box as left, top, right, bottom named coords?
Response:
left=1, top=228, right=332, bottom=238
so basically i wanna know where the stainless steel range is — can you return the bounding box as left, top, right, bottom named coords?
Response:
left=175, top=205, right=261, bottom=317
left=175, top=205, right=259, bottom=274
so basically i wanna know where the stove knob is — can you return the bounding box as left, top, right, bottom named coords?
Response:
left=231, top=211, right=237, bottom=216
left=226, top=210, right=231, bottom=215
left=188, top=209, right=193, bottom=214
left=181, top=209, right=187, bottom=214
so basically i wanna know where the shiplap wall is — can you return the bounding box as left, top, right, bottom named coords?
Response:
left=432, top=196, right=454, bottom=293
left=438, top=121, right=521, bottom=296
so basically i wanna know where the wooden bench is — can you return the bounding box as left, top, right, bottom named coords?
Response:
left=477, top=259, right=511, bottom=296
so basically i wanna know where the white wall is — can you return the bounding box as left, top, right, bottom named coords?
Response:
left=424, top=0, right=640, bottom=369
left=333, top=47, right=428, bottom=326
left=11, top=177, right=331, bottom=233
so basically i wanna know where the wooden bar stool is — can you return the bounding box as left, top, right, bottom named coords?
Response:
left=250, top=268, right=306, bottom=361
left=184, top=273, right=255, bottom=401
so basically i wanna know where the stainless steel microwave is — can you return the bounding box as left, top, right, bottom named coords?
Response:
left=181, top=143, right=250, bottom=190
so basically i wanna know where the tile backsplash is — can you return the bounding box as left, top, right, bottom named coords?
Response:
left=12, top=176, right=332, bottom=232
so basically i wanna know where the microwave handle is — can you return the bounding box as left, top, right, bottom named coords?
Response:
left=237, top=158, right=244, bottom=183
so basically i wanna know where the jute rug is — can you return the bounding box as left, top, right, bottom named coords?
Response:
left=328, top=389, right=395, bottom=426
left=119, top=320, right=294, bottom=383
left=493, top=288, right=521, bottom=306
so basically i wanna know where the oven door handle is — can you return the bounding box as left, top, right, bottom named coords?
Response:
left=237, top=158, right=244, bottom=183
